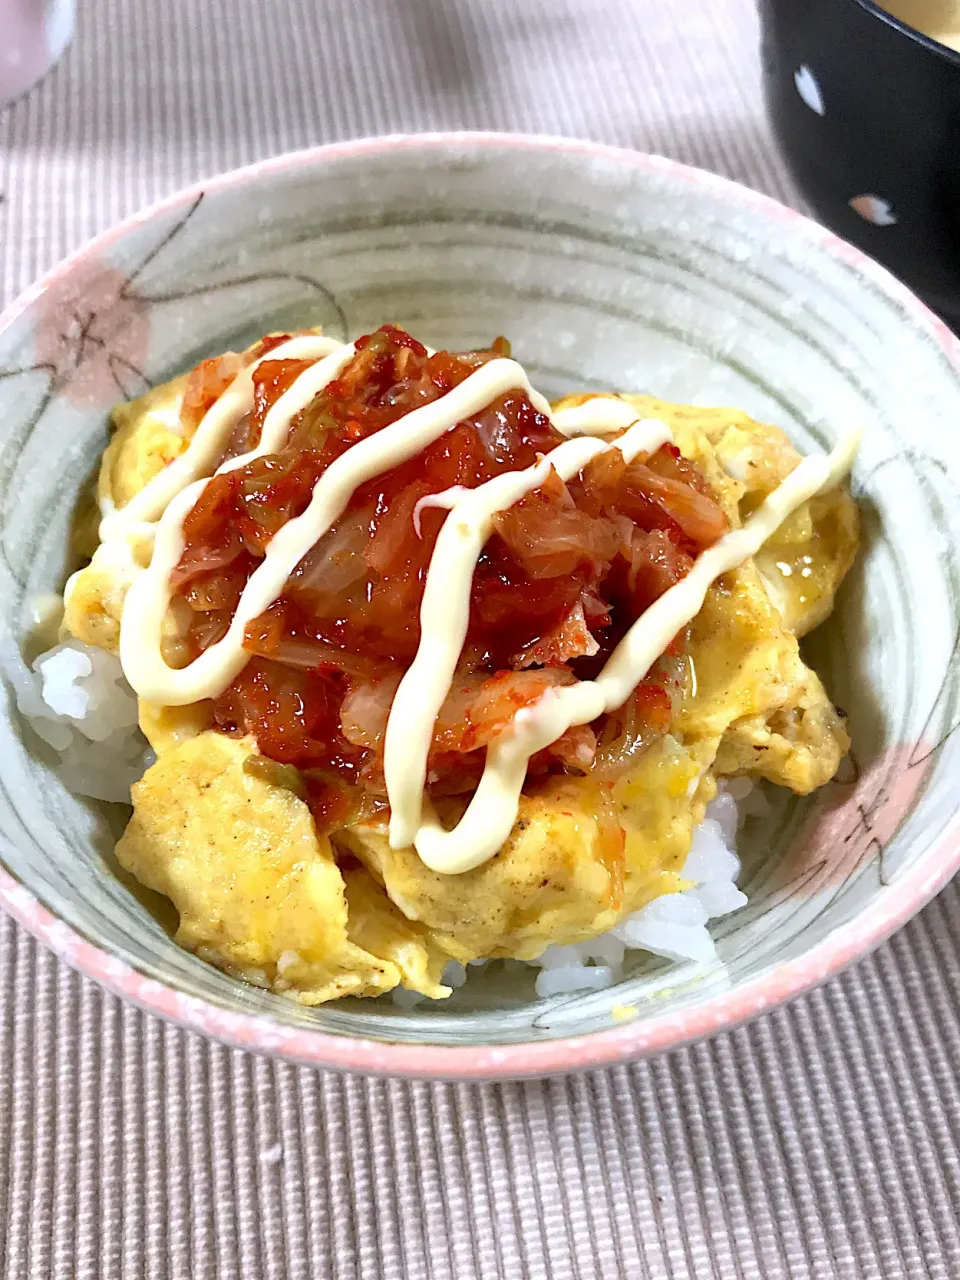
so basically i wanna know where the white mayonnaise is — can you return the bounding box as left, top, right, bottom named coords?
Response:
left=101, top=334, right=343, bottom=539
left=550, top=395, right=643, bottom=436
left=412, top=486, right=470, bottom=538
left=410, top=425, right=862, bottom=873
left=119, top=356, right=552, bottom=705
left=109, top=332, right=860, bottom=877
left=384, top=417, right=673, bottom=850
left=219, top=343, right=357, bottom=472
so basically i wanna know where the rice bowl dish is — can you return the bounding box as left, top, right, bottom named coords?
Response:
left=1, top=133, right=958, bottom=1079
left=7, top=321, right=860, bottom=1009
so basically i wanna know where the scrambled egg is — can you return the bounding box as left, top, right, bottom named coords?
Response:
left=117, top=730, right=450, bottom=1002
left=65, top=377, right=189, bottom=654
left=66, top=382, right=859, bottom=1003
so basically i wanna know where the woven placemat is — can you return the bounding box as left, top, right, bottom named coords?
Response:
left=2, top=1, right=958, bottom=1275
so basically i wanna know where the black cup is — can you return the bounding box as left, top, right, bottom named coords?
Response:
left=759, top=0, right=960, bottom=329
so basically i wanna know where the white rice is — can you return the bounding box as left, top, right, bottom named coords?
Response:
left=3, top=633, right=152, bottom=803
left=528, top=785, right=751, bottom=999
left=10, top=634, right=755, bottom=1000
left=392, top=784, right=758, bottom=1007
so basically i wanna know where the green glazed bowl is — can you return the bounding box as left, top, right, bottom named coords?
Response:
left=0, top=133, right=958, bottom=1078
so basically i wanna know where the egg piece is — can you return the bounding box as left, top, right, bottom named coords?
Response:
left=554, top=392, right=860, bottom=638
left=62, top=538, right=140, bottom=655
left=342, top=865, right=451, bottom=999
left=138, top=700, right=214, bottom=755
left=681, top=559, right=849, bottom=792
left=581, top=394, right=854, bottom=790
left=116, top=730, right=451, bottom=1002
left=98, top=375, right=190, bottom=511
left=64, top=377, right=189, bottom=654
left=338, top=736, right=708, bottom=963
left=338, top=783, right=627, bottom=964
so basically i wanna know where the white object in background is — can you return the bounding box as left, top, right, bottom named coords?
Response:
left=1, top=0, right=74, bottom=106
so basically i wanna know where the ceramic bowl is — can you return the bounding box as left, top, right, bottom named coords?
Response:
left=759, top=0, right=960, bottom=331
left=1, top=133, right=959, bottom=1080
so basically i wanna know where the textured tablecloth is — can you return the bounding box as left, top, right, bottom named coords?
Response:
left=2, top=2, right=959, bottom=1276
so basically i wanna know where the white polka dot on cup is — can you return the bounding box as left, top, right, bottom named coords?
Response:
left=849, top=194, right=897, bottom=226
left=794, top=65, right=825, bottom=115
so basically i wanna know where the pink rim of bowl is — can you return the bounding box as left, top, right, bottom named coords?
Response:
left=0, top=131, right=958, bottom=1080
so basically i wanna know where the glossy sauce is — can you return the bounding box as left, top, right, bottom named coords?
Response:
left=107, top=331, right=859, bottom=874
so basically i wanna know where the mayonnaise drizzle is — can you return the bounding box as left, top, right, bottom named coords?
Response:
left=413, top=486, right=470, bottom=538
left=550, top=396, right=644, bottom=436
left=101, top=335, right=344, bottom=538
left=108, top=330, right=860, bottom=877
left=384, top=417, right=673, bottom=851
left=407, top=425, right=862, bottom=874
left=219, top=343, right=358, bottom=473
left=119, top=355, right=552, bottom=705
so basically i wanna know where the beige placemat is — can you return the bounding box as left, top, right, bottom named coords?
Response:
left=2, top=1, right=959, bottom=1275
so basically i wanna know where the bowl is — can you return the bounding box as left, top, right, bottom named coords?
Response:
left=759, top=0, right=960, bottom=331
left=0, top=132, right=959, bottom=1080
